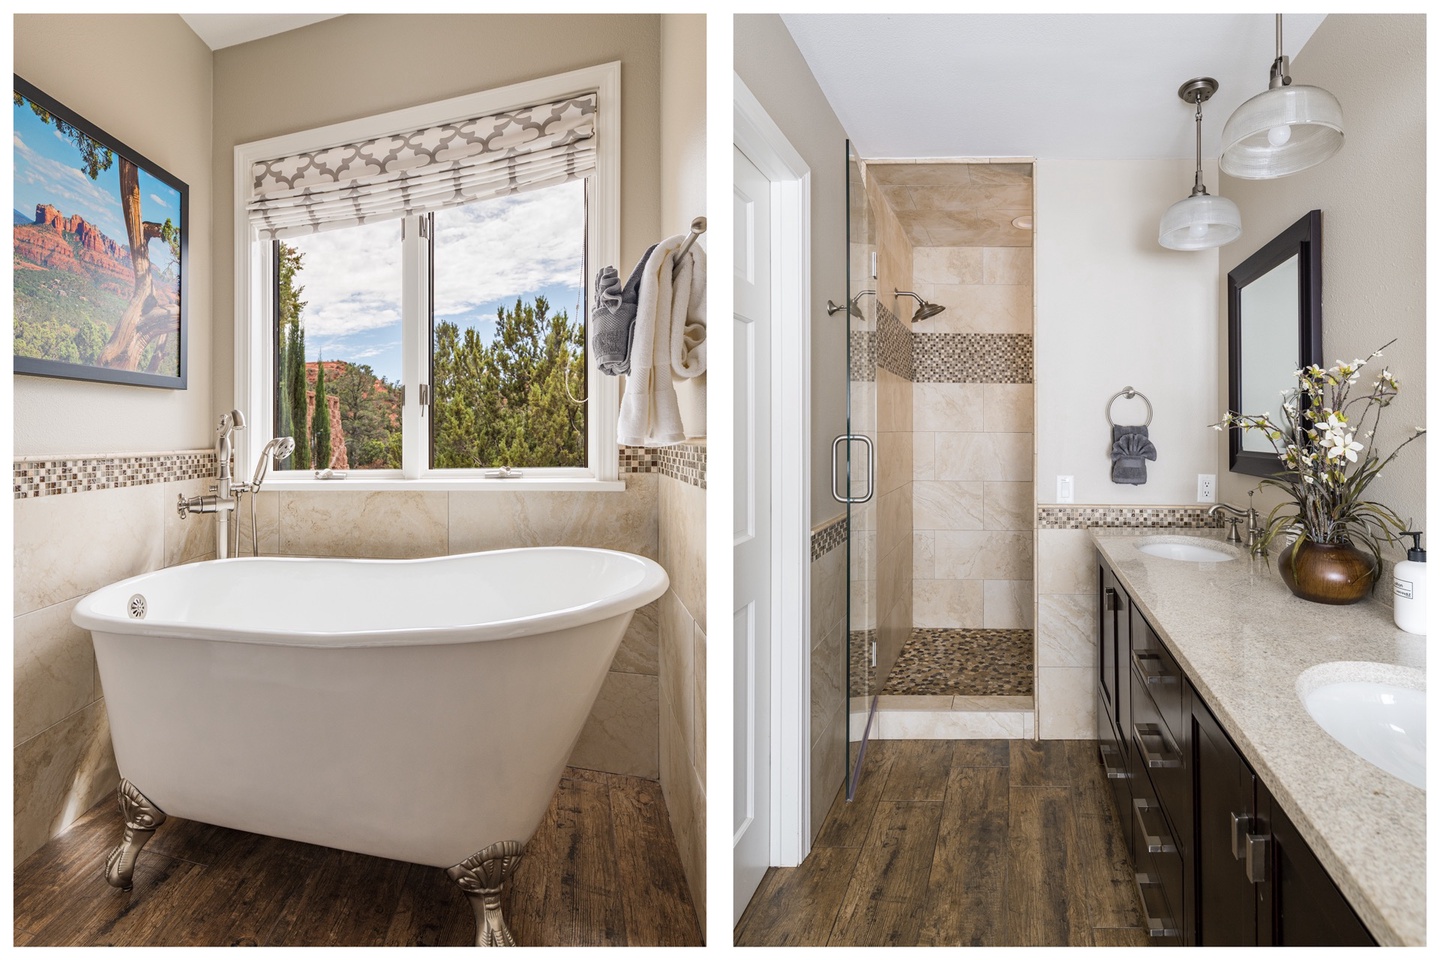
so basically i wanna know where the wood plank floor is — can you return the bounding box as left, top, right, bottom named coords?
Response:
left=13, top=767, right=702, bottom=947
left=735, top=739, right=1150, bottom=947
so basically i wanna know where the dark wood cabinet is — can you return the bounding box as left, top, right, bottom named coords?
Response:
left=1096, top=551, right=1375, bottom=948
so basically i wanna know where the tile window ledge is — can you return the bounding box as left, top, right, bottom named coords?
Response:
left=255, top=477, right=629, bottom=494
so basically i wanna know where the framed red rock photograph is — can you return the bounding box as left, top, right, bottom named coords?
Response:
left=13, top=75, right=188, bottom=388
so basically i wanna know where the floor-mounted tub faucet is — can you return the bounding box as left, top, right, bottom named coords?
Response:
left=177, top=410, right=247, bottom=558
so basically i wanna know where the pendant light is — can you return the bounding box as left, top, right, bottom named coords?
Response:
left=1220, top=14, right=1343, bottom=179
left=1159, top=78, right=1241, bottom=251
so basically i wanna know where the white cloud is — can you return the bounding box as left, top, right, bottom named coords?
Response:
left=287, top=220, right=404, bottom=343
left=149, top=193, right=170, bottom=208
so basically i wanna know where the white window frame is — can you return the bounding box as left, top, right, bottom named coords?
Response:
left=233, top=62, right=622, bottom=492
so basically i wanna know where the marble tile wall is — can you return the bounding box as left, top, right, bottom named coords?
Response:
left=911, top=242, right=1034, bottom=634
left=656, top=449, right=706, bottom=932
left=809, top=513, right=848, bottom=840
left=12, top=475, right=216, bottom=863
left=1032, top=505, right=1220, bottom=738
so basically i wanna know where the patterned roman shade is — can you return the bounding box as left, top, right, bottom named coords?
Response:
left=247, top=93, right=597, bottom=240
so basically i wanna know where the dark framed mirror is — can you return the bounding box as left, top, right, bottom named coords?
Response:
left=1227, top=209, right=1322, bottom=477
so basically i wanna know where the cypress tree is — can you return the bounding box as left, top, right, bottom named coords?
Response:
left=287, top=321, right=311, bottom=470
left=314, top=354, right=332, bottom=469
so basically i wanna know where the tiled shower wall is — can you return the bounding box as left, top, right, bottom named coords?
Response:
left=911, top=246, right=1034, bottom=630
left=809, top=513, right=848, bottom=840
left=12, top=448, right=689, bottom=864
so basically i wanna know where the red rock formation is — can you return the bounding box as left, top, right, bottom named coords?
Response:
left=14, top=204, right=134, bottom=295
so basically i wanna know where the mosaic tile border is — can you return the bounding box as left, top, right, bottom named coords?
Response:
left=17, top=445, right=704, bottom=498
left=848, top=329, right=877, bottom=383
left=811, top=515, right=849, bottom=561
left=913, top=332, right=1033, bottom=384
left=656, top=442, right=706, bottom=489
left=14, top=450, right=216, bottom=500
left=1037, top=504, right=1226, bottom=530
left=876, top=302, right=914, bottom=381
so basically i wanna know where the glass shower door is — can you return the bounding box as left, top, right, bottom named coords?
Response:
left=843, top=141, right=878, bottom=799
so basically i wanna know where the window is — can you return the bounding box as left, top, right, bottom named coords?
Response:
left=235, top=64, right=620, bottom=488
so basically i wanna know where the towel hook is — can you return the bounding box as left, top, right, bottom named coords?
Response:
left=1106, top=386, right=1152, bottom=427
left=672, top=216, right=706, bottom=279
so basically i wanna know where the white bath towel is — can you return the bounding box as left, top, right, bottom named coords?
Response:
left=617, top=234, right=706, bottom=447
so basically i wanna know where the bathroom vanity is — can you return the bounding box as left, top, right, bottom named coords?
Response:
left=1092, top=530, right=1424, bottom=947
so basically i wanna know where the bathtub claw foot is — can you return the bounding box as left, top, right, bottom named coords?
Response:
left=104, top=779, right=167, bottom=890
left=446, top=840, right=525, bottom=946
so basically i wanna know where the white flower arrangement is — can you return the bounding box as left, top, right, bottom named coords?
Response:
left=1214, top=339, right=1425, bottom=568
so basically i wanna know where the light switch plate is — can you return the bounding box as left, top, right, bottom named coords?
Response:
left=1057, top=475, right=1074, bottom=504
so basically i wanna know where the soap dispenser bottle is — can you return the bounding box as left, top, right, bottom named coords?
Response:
left=1394, top=531, right=1426, bottom=635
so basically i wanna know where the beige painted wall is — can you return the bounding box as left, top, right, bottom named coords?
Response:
left=661, top=14, right=709, bottom=441
left=1035, top=158, right=1222, bottom=505
left=13, top=14, right=215, bottom=456
left=211, top=13, right=664, bottom=424
left=1216, top=14, right=1426, bottom=561
left=734, top=14, right=850, bottom=528
left=656, top=13, right=707, bottom=935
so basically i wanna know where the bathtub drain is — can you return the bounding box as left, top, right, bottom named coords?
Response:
left=128, top=594, right=147, bottom=619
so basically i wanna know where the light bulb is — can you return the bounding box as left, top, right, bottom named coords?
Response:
left=1189, top=221, right=1210, bottom=239
left=1267, top=124, right=1292, bottom=147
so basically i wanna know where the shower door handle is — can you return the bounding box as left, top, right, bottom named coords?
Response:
left=831, top=434, right=875, bottom=504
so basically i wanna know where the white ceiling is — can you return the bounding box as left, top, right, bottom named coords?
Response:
left=180, top=14, right=342, bottom=51
left=781, top=14, right=1327, bottom=160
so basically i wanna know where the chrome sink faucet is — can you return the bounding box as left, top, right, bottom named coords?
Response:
left=1209, top=493, right=1260, bottom=549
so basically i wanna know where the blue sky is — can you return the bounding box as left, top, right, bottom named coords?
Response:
left=13, top=95, right=180, bottom=272
left=287, top=180, right=586, bottom=385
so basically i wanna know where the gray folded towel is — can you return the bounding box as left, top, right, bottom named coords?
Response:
left=592, top=244, right=656, bottom=376
left=1110, top=425, right=1157, bottom=485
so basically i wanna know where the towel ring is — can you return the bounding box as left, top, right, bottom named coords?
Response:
left=1106, top=386, right=1152, bottom=427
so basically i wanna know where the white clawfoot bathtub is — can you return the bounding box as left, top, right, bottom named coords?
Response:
left=72, top=546, right=668, bottom=946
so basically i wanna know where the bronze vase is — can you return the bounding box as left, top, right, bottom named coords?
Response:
left=1278, top=540, right=1376, bottom=605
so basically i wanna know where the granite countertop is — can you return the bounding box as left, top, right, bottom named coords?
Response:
left=1091, top=528, right=1426, bottom=947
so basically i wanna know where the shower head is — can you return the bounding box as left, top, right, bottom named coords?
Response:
left=274, top=437, right=296, bottom=461
left=894, top=290, right=945, bottom=323
left=251, top=436, right=297, bottom=489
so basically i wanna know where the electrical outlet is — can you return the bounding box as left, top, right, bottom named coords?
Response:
left=1197, top=474, right=1216, bottom=503
left=1057, top=475, right=1074, bottom=504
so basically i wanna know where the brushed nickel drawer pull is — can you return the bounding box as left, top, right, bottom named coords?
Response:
left=1133, top=723, right=1182, bottom=769
left=1245, top=833, right=1270, bottom=884
left=1134, top=798, right=1177, bottom=853
left=1100, top=743, right=1130, bottom=780
left=1104, top=587, right=1120, bottom=612
left=1132, top=650, right=1177, bottom=685
left=1134, top=872, right=1181, bottom=939
left=1230, top=812, right=1252, bottom=861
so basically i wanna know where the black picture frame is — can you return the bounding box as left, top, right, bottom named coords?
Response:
left=13, top=74, right=188, bottom=389
left=1226, top=210, right=1322, bottom=477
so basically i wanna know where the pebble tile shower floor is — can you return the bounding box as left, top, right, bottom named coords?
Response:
left=881, top=628, right=1034, bottom=697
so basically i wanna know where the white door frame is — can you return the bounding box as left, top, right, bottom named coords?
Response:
left=734, top=74, right=811, bottom=868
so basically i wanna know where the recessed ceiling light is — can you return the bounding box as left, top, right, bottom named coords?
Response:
left=1011, top=215, right=1033, bottom=230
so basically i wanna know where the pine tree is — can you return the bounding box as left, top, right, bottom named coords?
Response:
left=314, top=354, right=332, bottom=469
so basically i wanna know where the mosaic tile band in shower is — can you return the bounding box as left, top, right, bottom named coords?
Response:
left=1036, top=504, right=1226, bottom=530
left=913, top=333, right=1033, bottom=384
left=875, top=302, right=914, bottom=381
left=811, top=514, right=849, bottom=560
left=13, top=450, right=217, bottom=500
left=848, top=330, right=877, bottom=383
left=17, top=445, right=702, bottom=499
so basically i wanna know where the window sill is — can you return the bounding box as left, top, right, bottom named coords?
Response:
left=255, top=477, right=628, bottom=494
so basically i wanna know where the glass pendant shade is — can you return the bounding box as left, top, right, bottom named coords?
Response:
left=1220, top=83, right=1344, bottom=178
left=1158, top=193, right=1242, bottom=251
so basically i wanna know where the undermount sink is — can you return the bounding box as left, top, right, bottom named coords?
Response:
left=1136, top=537, right=1238, bottom=563
left=1298, top=662, right=1426, bottom=790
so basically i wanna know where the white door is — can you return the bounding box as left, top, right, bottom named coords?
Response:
left=732, top=144, right=772, bottom=920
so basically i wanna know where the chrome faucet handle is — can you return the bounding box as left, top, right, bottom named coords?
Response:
left=1226, top=517, right=1245, bottom=544
left=177, top=494, right=190, bottom=519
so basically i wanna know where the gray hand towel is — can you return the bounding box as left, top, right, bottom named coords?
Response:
left=592, top=243, right=656, bottom=376
left=1110, top=425, right=1157, bottom=485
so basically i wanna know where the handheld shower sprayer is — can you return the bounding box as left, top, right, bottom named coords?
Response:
left=251, top=436, right=296, bottom=491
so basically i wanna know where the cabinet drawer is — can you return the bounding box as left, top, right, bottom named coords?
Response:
left=1131, top=675, right=1191, bottom=854
left=1099, top=710, right=1134, bottom=854
left=1131, top=775, right=1185, bottom=944
left=1131, top=616, right=1184, bottom=739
